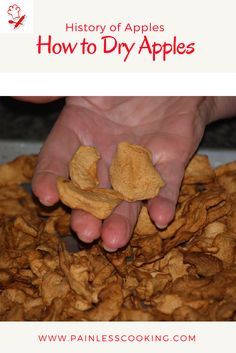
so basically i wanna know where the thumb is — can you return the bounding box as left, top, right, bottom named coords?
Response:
left=32, top=106, right=80, bottom=206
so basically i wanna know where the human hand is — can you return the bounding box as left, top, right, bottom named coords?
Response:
left=31, top=96, right=215, bottom=250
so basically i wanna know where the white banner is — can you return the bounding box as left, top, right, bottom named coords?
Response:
left=1, top=73, right=236, bottom=95
left=0, top=0, right=236, bottom=72
left=0, top=322, right=235, bottom=353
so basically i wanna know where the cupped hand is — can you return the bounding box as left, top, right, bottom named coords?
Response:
left=32, top=96, right=215, bottom=250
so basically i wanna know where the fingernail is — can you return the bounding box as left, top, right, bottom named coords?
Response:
left=39, top=197, right=54, bottom=207
left=75, top=229, right=98, bottom=243
left=103, top=245, right=118, bottom=252
left=155, top=223, right=168, bottom=230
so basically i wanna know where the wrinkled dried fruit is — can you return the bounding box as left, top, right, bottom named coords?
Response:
left=0, top=152, right=236, bottom=322
left=69, top=146, right=100, bottom=190
left=183, top=252, right=223, bottom=276
left=57, top=177, right=122, bottom=219
left=0, top=155, right=37, bottom=186
left=183, top=155, right=215, bottom=184
left=57, top=143, right=164, bottom=219
left=110, top=142, right=164, bottom=201
left=152, top=294, right=183, bottom=315
left=134, top=206, right=157, bottom=235
left=215, top=161, right=236, bottom=176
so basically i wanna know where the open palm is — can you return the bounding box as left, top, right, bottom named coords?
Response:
left=32, top=96, right=214, bottom=250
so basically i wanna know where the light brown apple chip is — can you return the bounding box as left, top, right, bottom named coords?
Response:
left=152, top=294, right=183, bottom=315
left=183, top=252, right=223, bottom=277
left=134, top=206, right=157, bottom=235
left=183, top=155, right=215, bottom=184
left=131, top=233, right=162, bottom=266
left=41, top=272, right=70, bottom=305
left=69, top=146, right=100, bottom=190
left=159, top=249, right=189, bottom=281
left=0, top=155, right=37, bottom=186
left=1, top=151, right=236, bottom=322
left=85, top=282, right=123, bottom=321
left=215, top=160, right=236, bottom=176
left=119, top=309, right=155, bottom=321
left=110, top=142, right=164, bottom=201
left=57, top=176, right=122, bottom=219
left=216, top=172, right=236, bottom=194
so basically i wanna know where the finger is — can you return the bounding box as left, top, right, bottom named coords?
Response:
left=70, top=210, right=102, bottom=243
left=70, top=157, right=109, bottom=243
left=101, top=201, right=141, bottom=251
left=148, top=159, right=185, bottom=228
left=32, top=107, right=80, bottom=206
left=33, top=173, right=63, bottom=207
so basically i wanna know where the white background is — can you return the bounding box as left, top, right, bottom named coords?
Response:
left=0, top=0, right=236, bottom=72
left=0, top=322, right=235, bottom=353
left=0, top=0, right=33, bottom=33
left=1, top=73, right=236, bottom=95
